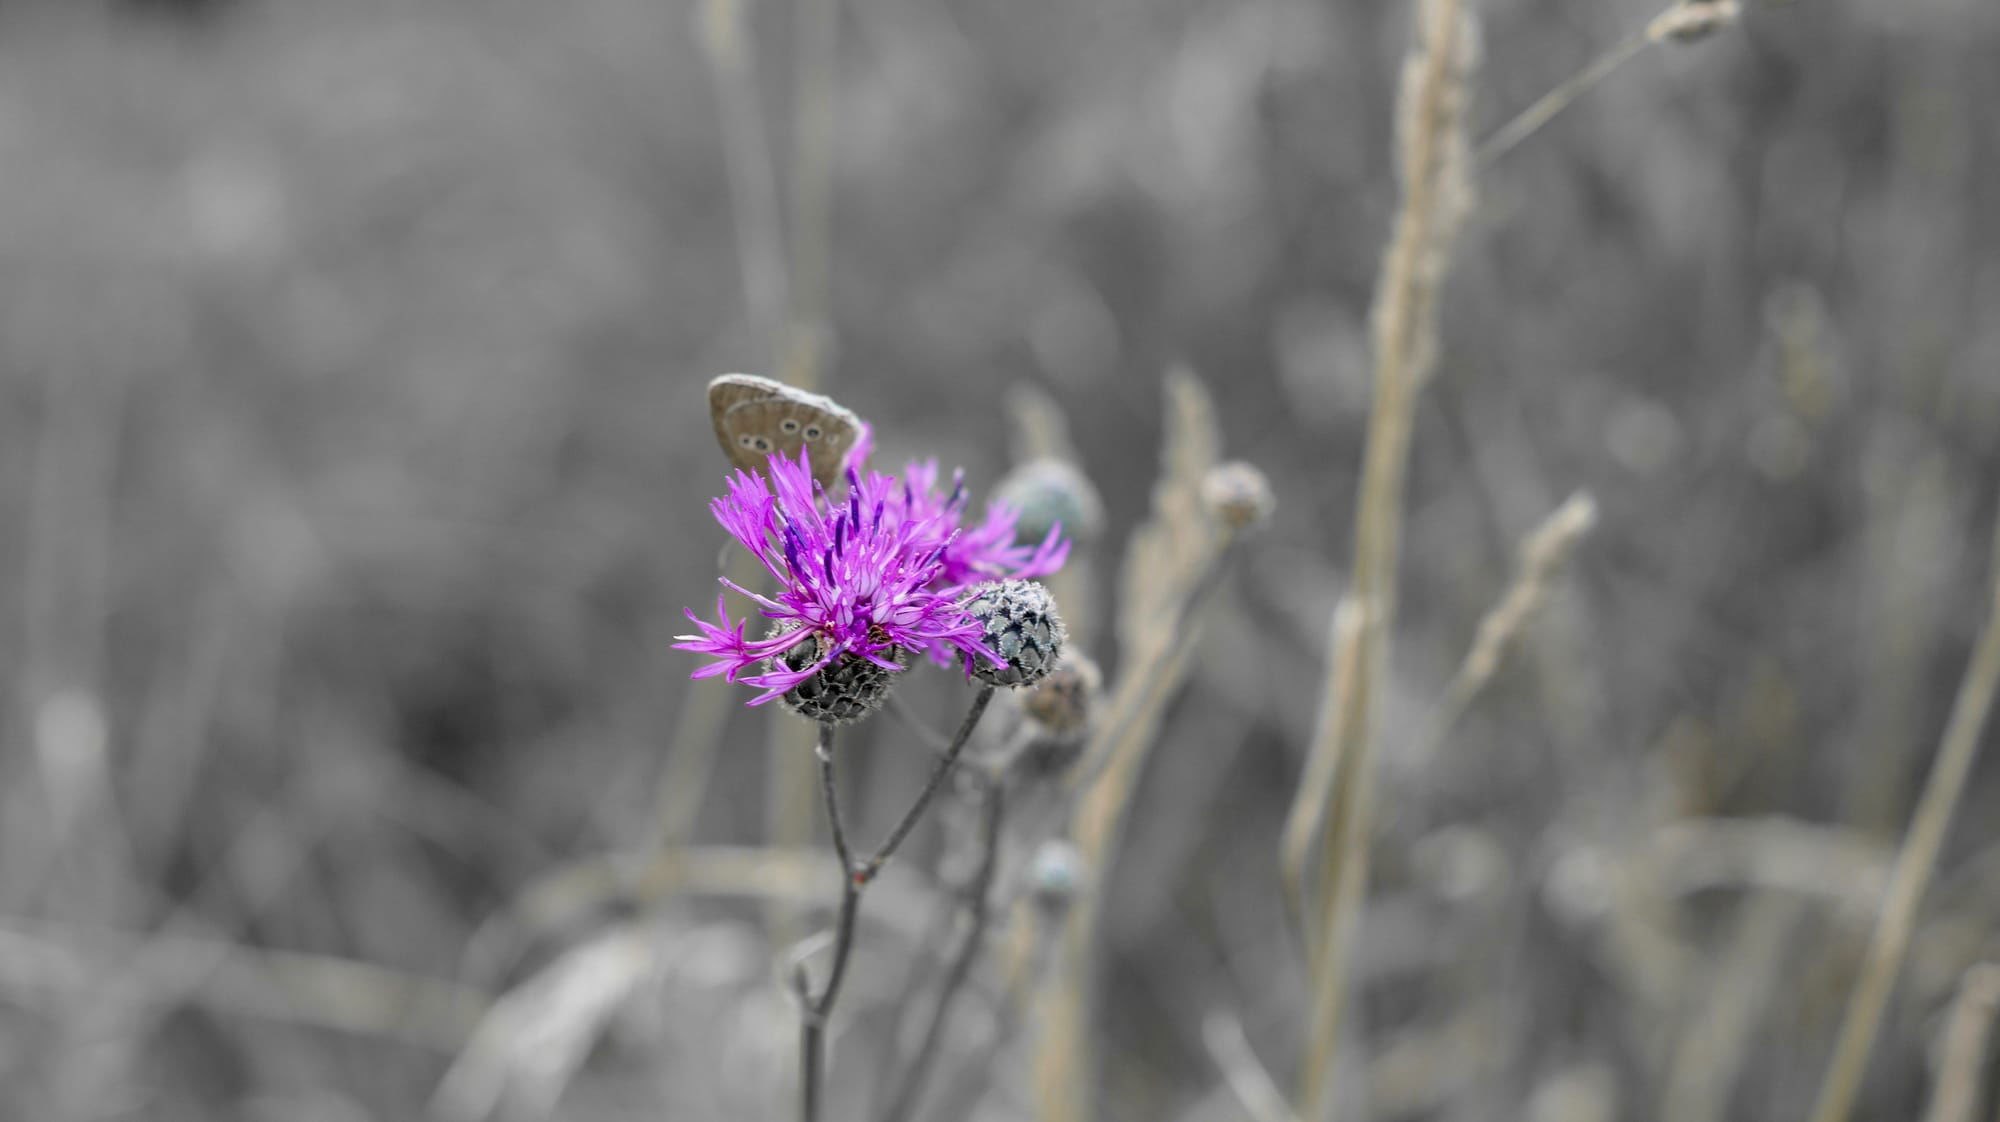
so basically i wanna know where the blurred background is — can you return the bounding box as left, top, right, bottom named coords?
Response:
left=2, top=0, right=1997, bottom=1119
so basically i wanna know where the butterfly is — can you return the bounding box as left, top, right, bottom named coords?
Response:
left=707, top=373, right=866, bottom=490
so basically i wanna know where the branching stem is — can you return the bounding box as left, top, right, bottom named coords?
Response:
left=793, top=686, right=999, bottom=1121
left=881, top=780, right=1006, bottom=1122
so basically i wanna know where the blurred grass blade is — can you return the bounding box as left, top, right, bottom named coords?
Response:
left=697, top=0, right=790, bottom=368
left=1279, top=597, right=1367, bottom=943
left=1808, top=515, right=2000, bottom=1122
left=1035, top=367, right=1234, bottom=1122
left=1298, top=0, right=1478, bottom=1116
left=1920, top=964, right=2000, bottom=1122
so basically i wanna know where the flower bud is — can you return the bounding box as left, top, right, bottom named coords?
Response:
left=994, top=458, right=1105, bottom=546
left=1015, top=652, right=1100, bottom=774
left=1199, top=461, right=1275, bottom=531
left=764, top=622, right=910, bottom=725
left=1029, top=839, right=1086, bottom=913
left=963, top=580, right=1066, bottom=688
left=1647, top=0, right=1739, bottom=43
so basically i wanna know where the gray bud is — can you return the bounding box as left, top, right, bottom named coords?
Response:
left=963, top=580, right=1066, bottom=688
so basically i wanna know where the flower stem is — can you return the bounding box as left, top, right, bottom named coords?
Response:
left=861, top=686, right=995, bottom=884
left=815, top=726, right=855, bottom=873
left=794, top=687, right=998, bottom=1119
left=798, top=725, right=859, bottom=1122
left=880, top=779, right=1006, bottom=1122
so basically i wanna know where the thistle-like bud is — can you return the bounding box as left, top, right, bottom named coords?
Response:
left=1029, top=839, right=1086, bottom=913
left=994, top=458, right=1105, bottom=546
left=1014, top=652, right=1100, bottom=775
left=963, top=580, right=1066, bottom=688
left=764, top=622, right=910, bottom=725
left=1199, top=461, right=1275, bottom=532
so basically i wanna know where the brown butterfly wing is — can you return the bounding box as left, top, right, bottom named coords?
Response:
left=709, top=374, right=784, bottom=473
left=721, top=399, right=859, bottom=488
left=707, top=374, right=861, bottom=488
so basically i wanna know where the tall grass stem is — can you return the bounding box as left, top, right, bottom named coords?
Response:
left=1806, top=517, right=2000, bottom=1122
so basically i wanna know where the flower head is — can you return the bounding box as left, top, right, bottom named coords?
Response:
left=960, top=579, right=1066, bottom=688
left=674, top=448, right=1003, bottom=706
left=896, top=460, right=1070, bottom=587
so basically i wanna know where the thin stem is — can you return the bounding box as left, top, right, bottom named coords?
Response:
left=695, top=0, right=790, bottom=368
left=1922, top=964, right=2000, bottom=1122
left=861, top=686, right=995, bottom=883
left=799, top=999, right=825, bottom=1122
left=792, top=688, right=999, bottom=1119
left=811, top=879, right=863, bottom=1020
left=784, top=0, right=838, bottom=388
left=807, top=727, right=862, bottom=1023
left=1299, top=0, right=1476, bottom=1115
left=798, top=725, right=859, bottom=1122
left=881, top=782, right=1006, bottom=1122
left=1807, top=520, right=2000, bottom=1122
left=816, top=725, right=855, bottom=874
left=1477, top=29, right=1649, bottom=164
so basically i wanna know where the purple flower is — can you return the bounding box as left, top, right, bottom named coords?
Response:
left=893, top=460, right=1070, bottom=588
left=674, top=449, right=1005, bottom=705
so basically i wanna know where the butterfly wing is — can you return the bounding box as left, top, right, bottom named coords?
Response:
left=708, top=374, right=862, bottom=489
left=709, top=374, right=784, bottom=473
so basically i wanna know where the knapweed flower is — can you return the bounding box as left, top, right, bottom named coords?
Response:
left=674, top=448, right=1006, bottom=711
left=894, top=460, right=1070, bottom=587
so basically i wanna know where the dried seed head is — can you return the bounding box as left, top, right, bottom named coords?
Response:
left=1200, top=461, right=1276, bottom=531
left=1029, top=839, right=1086, bottom=912
left=963, top=580, right=1066, bottom=688
left=1647, top=0, right=1740, bottom=44
left=764, top=621, right=910, bottom=725
left=1008, top=652, right=1102, bottom=776
left=994, top=457, right=1105, bottom=546
left=1021, top=652, right=1099, bottom=737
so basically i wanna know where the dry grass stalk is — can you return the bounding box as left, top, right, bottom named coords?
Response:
left=1420, top=491, right=1597, bottom=758
left=1297, top=0, right=1477, bottom=1116
left=1066, top=369, right=1227, bottom=799
left=1808, top=515, right=2000, bottom=1122
left=1453, top=491, right=1597, bottom=692
left=1846, top=455, right=1952, bottom=832
left=696, top=0, right=790, bottom=370
left=1279, top=598, right=1368, bottom=942
left=1033, top=370, right=1234, bottom=1122
left=1478, top=0, right=1738, bottom=165
left=1921, top=963, right=2000, bottom=1122
left=1646, top=0, right=1742, bottom=45
left=1116, top=368, right=1223, bottom=672
left=783, top=0, right=839, bottom=389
